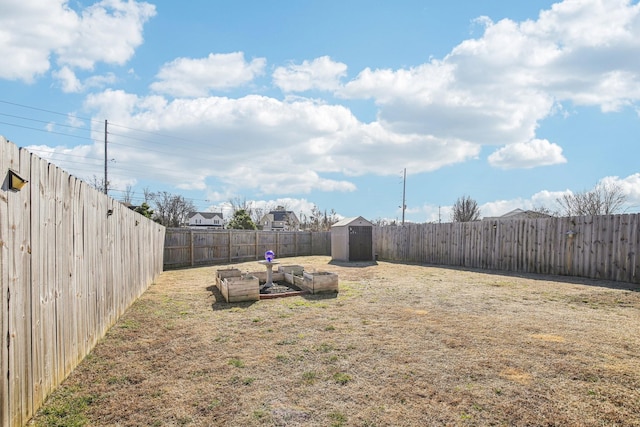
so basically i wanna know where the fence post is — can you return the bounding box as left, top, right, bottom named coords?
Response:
left=255, top=231, right=259, bottom=260
left=190, top=229, right=194, bottom=266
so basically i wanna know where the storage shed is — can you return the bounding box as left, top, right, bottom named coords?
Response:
left=331, top=216, right=374, bottom=262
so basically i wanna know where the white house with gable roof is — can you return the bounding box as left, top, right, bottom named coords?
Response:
left=188, top=211, right=224, bottom=229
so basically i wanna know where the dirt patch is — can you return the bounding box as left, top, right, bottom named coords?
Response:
left=29, top=256, right=640, bottom=426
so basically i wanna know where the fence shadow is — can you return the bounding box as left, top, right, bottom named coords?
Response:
left=301, top=291, right=338, bottom=301
left=380, top=259, right=640, bottom=292
left=206, top=285, right=258, bottom=310
left=328, top=260, right=379, bottom=268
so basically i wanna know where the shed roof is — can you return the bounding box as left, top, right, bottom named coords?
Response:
left=331, top=216, right=373, bottom=228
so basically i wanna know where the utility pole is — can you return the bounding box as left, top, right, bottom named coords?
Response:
left=401, top=168, right=406, bottom=226
left=104, top=119, right=108, bottom=195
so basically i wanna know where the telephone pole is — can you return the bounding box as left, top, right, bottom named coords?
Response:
left=401, top=168, right=406, bottom=226
left=104, top=119, right=108, bottom=195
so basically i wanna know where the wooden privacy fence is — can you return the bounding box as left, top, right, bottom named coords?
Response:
left=164, top=229, right=331, bottom=269
left=374, top=214, right=640, bottom=284
left=0, top=137, right=166, bottom=427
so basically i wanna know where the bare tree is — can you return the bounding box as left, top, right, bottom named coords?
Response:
left=150, top=191, right=196, bottom=227
left=88, top=175, right=109, bottom=194
left=143, top=187, right=153, bottom=204
left=229, top=197, right=251, bottom=213
left=121, top=184, right=134, bottom=206
left=309, top=205, right=322, bottom=231
left=557, top=182, right=626, bottom=216
left=452, top=195, right=481, bottom=222
left=307, top=205, right=339, bottom=231
left=372, top=218, right=397, bottom=226
left=530, top=205, right=556, bottom=217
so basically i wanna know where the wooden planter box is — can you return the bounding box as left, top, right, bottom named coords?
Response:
left=301, top=271, right=339, bottom=294
left=248, top=271, right=285, bottom=284
left=283, top=272, right=305, bottom=287
left=220, top=275, right=259, bottom=302
left=278, top=265, right=304, bottom=275
left=216, top=268, right=242, bottom=289
left=280, top=265, right=305, bottom=287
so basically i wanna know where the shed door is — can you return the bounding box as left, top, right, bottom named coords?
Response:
left=348, top=226, right=372, bottom=261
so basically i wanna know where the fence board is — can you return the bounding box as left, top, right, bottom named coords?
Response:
left=372, top=215, right=640, bottom=285
left=8, top=146, right=33, bottom=425
left=164, top=229, right=331, bottom=269
left=0, top=138, right=9, bottom=427
left=0, top=136, right=165, bottom=427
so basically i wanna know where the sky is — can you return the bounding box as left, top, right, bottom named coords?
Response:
left=1, top=0, right=640, bottom=224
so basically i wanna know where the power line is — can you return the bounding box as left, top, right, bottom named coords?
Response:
left=0, top=120, right=98, bottom=143
left=0, top=99, right=98, bottom=124
left=0, top=98, right=233, bottom=205
left=0, top=111, right=91, bottom=129
left=0, top=98, right=231, bottom=156
left=0, top=97, right=222, bottom=149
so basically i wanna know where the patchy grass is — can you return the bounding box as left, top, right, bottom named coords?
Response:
left=29, top=256, right=640, bottom=426
left=32, top=386, right=96, bottom=427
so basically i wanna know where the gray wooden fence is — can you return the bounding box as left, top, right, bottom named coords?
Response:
left=0, top=136, right=166, bottom=427
left=164, top=229, right=331, bottom=269
left=374, top=215, right=640, bottom=284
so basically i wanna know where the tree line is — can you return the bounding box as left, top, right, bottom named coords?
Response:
left=107, top=187, right=341, bottom=230
left=452, top=182, right=627, bottom=222
left=98, top=179, right=628, bottom=227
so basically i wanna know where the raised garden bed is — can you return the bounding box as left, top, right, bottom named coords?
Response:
left=219, top=275, right=259, bottom=302
left=216, top=268, right=242, bottom=288
left=300, top=271, right=339, bottom=294
left=215, top=264, right=338, bottom=302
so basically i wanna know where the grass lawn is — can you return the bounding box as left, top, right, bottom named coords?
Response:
left=29, top=256, right=640, bottom=426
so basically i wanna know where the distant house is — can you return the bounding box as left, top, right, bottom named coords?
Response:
left=188, top=212, right=224, bottom=229
left=483, top=208, right=552, bottom=221
left=260, top=208, right=300, bottom=231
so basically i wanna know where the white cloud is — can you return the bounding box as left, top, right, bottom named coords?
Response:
left=53, top=67, right=83, bottom=93
left=273, top=56, right=347, bottom=92
left=464, top=172, right=640, bottom=219
left=488, top=139, right=567, bottom=169
left=0, top=0, right=77, bottom=81
left=80, top=89, right=481, bottom=194
left=0, top=0, right=155, bottom=82
left=150, top=52, right=267, bottom=97
left=338, top=0, right=640, bottom=156
left=479, top=199, right=528, bottom=218
left=52, top=66, right=117, bottom=93
left=57, top=0, right=156, bottom=69
left=599, top=173, right=640, bottom=210
left=15, top=0, right=640, bottom=211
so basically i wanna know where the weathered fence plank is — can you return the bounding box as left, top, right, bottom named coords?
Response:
left=0, top=136, right=165, bottom=427
left=0, top=136, right=9, bottom=427
left=7, top=142, right=33, bottom=426
left=164, top=229, right=331, bottom=269
left=373, top=215, right=640, bottom=285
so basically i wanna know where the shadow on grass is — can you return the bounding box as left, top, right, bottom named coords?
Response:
left=205, top=283, right=338, bottom=311
left=206, top=285, right=258, bottom=311
left=301, top=291, right=338, bottom=301
left=328, top=260, right=378, bottom=268
left=380, top=259, right=640, bottom=292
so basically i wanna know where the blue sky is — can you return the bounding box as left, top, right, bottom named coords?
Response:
left=2, top=0, right=640, bottom=223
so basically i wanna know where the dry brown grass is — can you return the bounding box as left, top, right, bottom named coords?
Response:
left=29, top=256, right=640, bottom=426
